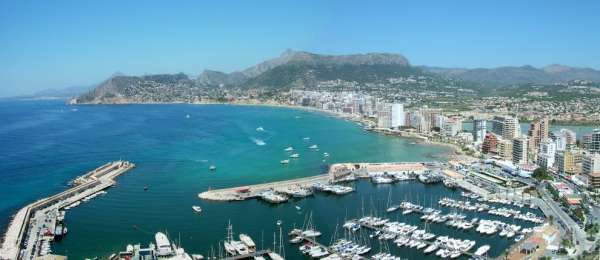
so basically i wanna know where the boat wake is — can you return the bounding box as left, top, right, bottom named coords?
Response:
left=250, top=137, right=267, bottom=146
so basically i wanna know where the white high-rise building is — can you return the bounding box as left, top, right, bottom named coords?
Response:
left=537, top=139, right=556, bottom=168
left=377, top=103, right=392, bottom=128
left=391, top=103, right=405, bottom=128
left=473, top=119, right=487, bottom=143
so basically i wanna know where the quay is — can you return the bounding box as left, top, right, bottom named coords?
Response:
left=198, top=162, right=430, bottom=202
left=199, top=174, right=330, bottom=201
left=0, top=161, right=135, bottom=260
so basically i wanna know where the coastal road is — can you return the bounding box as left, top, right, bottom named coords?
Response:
left=537, top=185, right=594, bottom=255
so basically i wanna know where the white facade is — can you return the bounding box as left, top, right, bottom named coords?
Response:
left=391, top=103, right=405, bottom=128
left=473, top=119, right=487, bottom=143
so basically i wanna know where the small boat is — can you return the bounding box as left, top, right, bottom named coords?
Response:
left=192, top=206, right=202, bottom=213
left=303, top=137, right=310, bottom=140
left=280, top=159, right=290, bottom=164
left=323, top=152, right=329, bottom=157
left=308, top=144, right=318, bottom=149
left=209, top=165, right=217, bottom=171
left=191, top=254, right=204, bottom=260
left=474, top=245, right=490, bottom=256
left=186, top=114, right=191, bottom=119
left=144, top=186, right=148, bottom=191
left=289, top=153, right=300, bottom=158
left=290, top=236, right=303, bottom=244
left=284, top=146, right=294, bottom=152
left=256, top=126, right=264, bottom=132
left=295, top=205, right=301, bottom=211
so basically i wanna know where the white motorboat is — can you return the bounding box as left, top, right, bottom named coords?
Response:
left=192, top=206, right=202, bottom=213
left=289, top=153, right=300, bottom=158
left=284, top=146, right=294, bottom=151
left=280, top=159, right=290, bottom=164
left=308, top=144, right=318, bottom=149
left=474, top=245, right=490, bottom=256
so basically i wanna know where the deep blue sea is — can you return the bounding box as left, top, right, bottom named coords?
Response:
left=1, top=100, right=466, bottom=259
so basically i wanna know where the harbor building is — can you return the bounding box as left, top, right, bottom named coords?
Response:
left=527, top=116, right=549, bottom=156
left=512, top=136, right=528, bottom=165
left=472, top=119, right=487, bottom=143
left=582, top=153, right=600, bottom=189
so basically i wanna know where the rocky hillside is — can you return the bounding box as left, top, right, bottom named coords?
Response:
left=73, top=50, right=426, bottom=103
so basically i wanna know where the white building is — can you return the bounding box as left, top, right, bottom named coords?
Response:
left=442, top=117, right=462, bottom=137
left=473, top=119, right=487, bottom=143
left=391, top=103, right=405, bottom=128
left=537, top=139, right=557, bottom=168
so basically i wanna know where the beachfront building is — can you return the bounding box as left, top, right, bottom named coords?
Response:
left=582, top=153, right=600, bottom=189
left=512, top=136, right=528, bottom=165
left=482, top=133, right=498, bottom=154
left=536, top=139, right=557, bottom=169
left=552, top=129, right=577, bottom=151
left=555, top=149, right=582, bottom=175
left=472, top=118, right=487, bottom=144
left=497, top=138, right=514, bottom=161
left=377, top=103, right=392, bottom=128
left=442, top=117, right=462, bottom=137
left=391, top=103, right=405, bottom=128
left=527, top=116, right=549, bottom=156
left=588, top=129, right=600, bottom=154
left=492, top=115, right=520, bottom=140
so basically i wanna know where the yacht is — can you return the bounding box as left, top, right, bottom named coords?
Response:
left=323, top=152, right=329, bottom=157
left=289, top=153, right=300, bottom=158
left=239, top=234, right=256, bottom=252
left=284, top=146, right=294, bottom=152
left=280, top=159, right=290, bottom=164
left=192, top=206, right=202, bottom=213
left=155, top=232, right=174, bottom=257
left=474, top=245, right=491, bottom=256
left=256, top=126, right=264, bottom=132
left=209, top=165, right=216, bottom=171
left=423, top=244, right=438, bottom=254
left=308, top=144, right=318, bottom=149
left=268, top=252, right=284, bottom=260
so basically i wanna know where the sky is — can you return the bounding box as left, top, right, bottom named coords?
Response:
left=1, top=0, right=600, bottom=97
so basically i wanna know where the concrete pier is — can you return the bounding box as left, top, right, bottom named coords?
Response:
left=199, top=174, right=330, bottom=201
left=0, top=161, right=135, bottom=260
left=198, top=162, right=430, bottom=202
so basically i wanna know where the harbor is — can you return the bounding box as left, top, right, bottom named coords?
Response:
left=0, top=161, right=135, bottom=260
left=192, top=161, right=547, bottom=260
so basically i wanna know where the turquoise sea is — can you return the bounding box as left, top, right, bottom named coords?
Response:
left=1, top=100, right=467, bottom=259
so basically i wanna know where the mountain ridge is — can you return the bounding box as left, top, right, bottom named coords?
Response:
left=72, top=50, right=600, bottom=104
